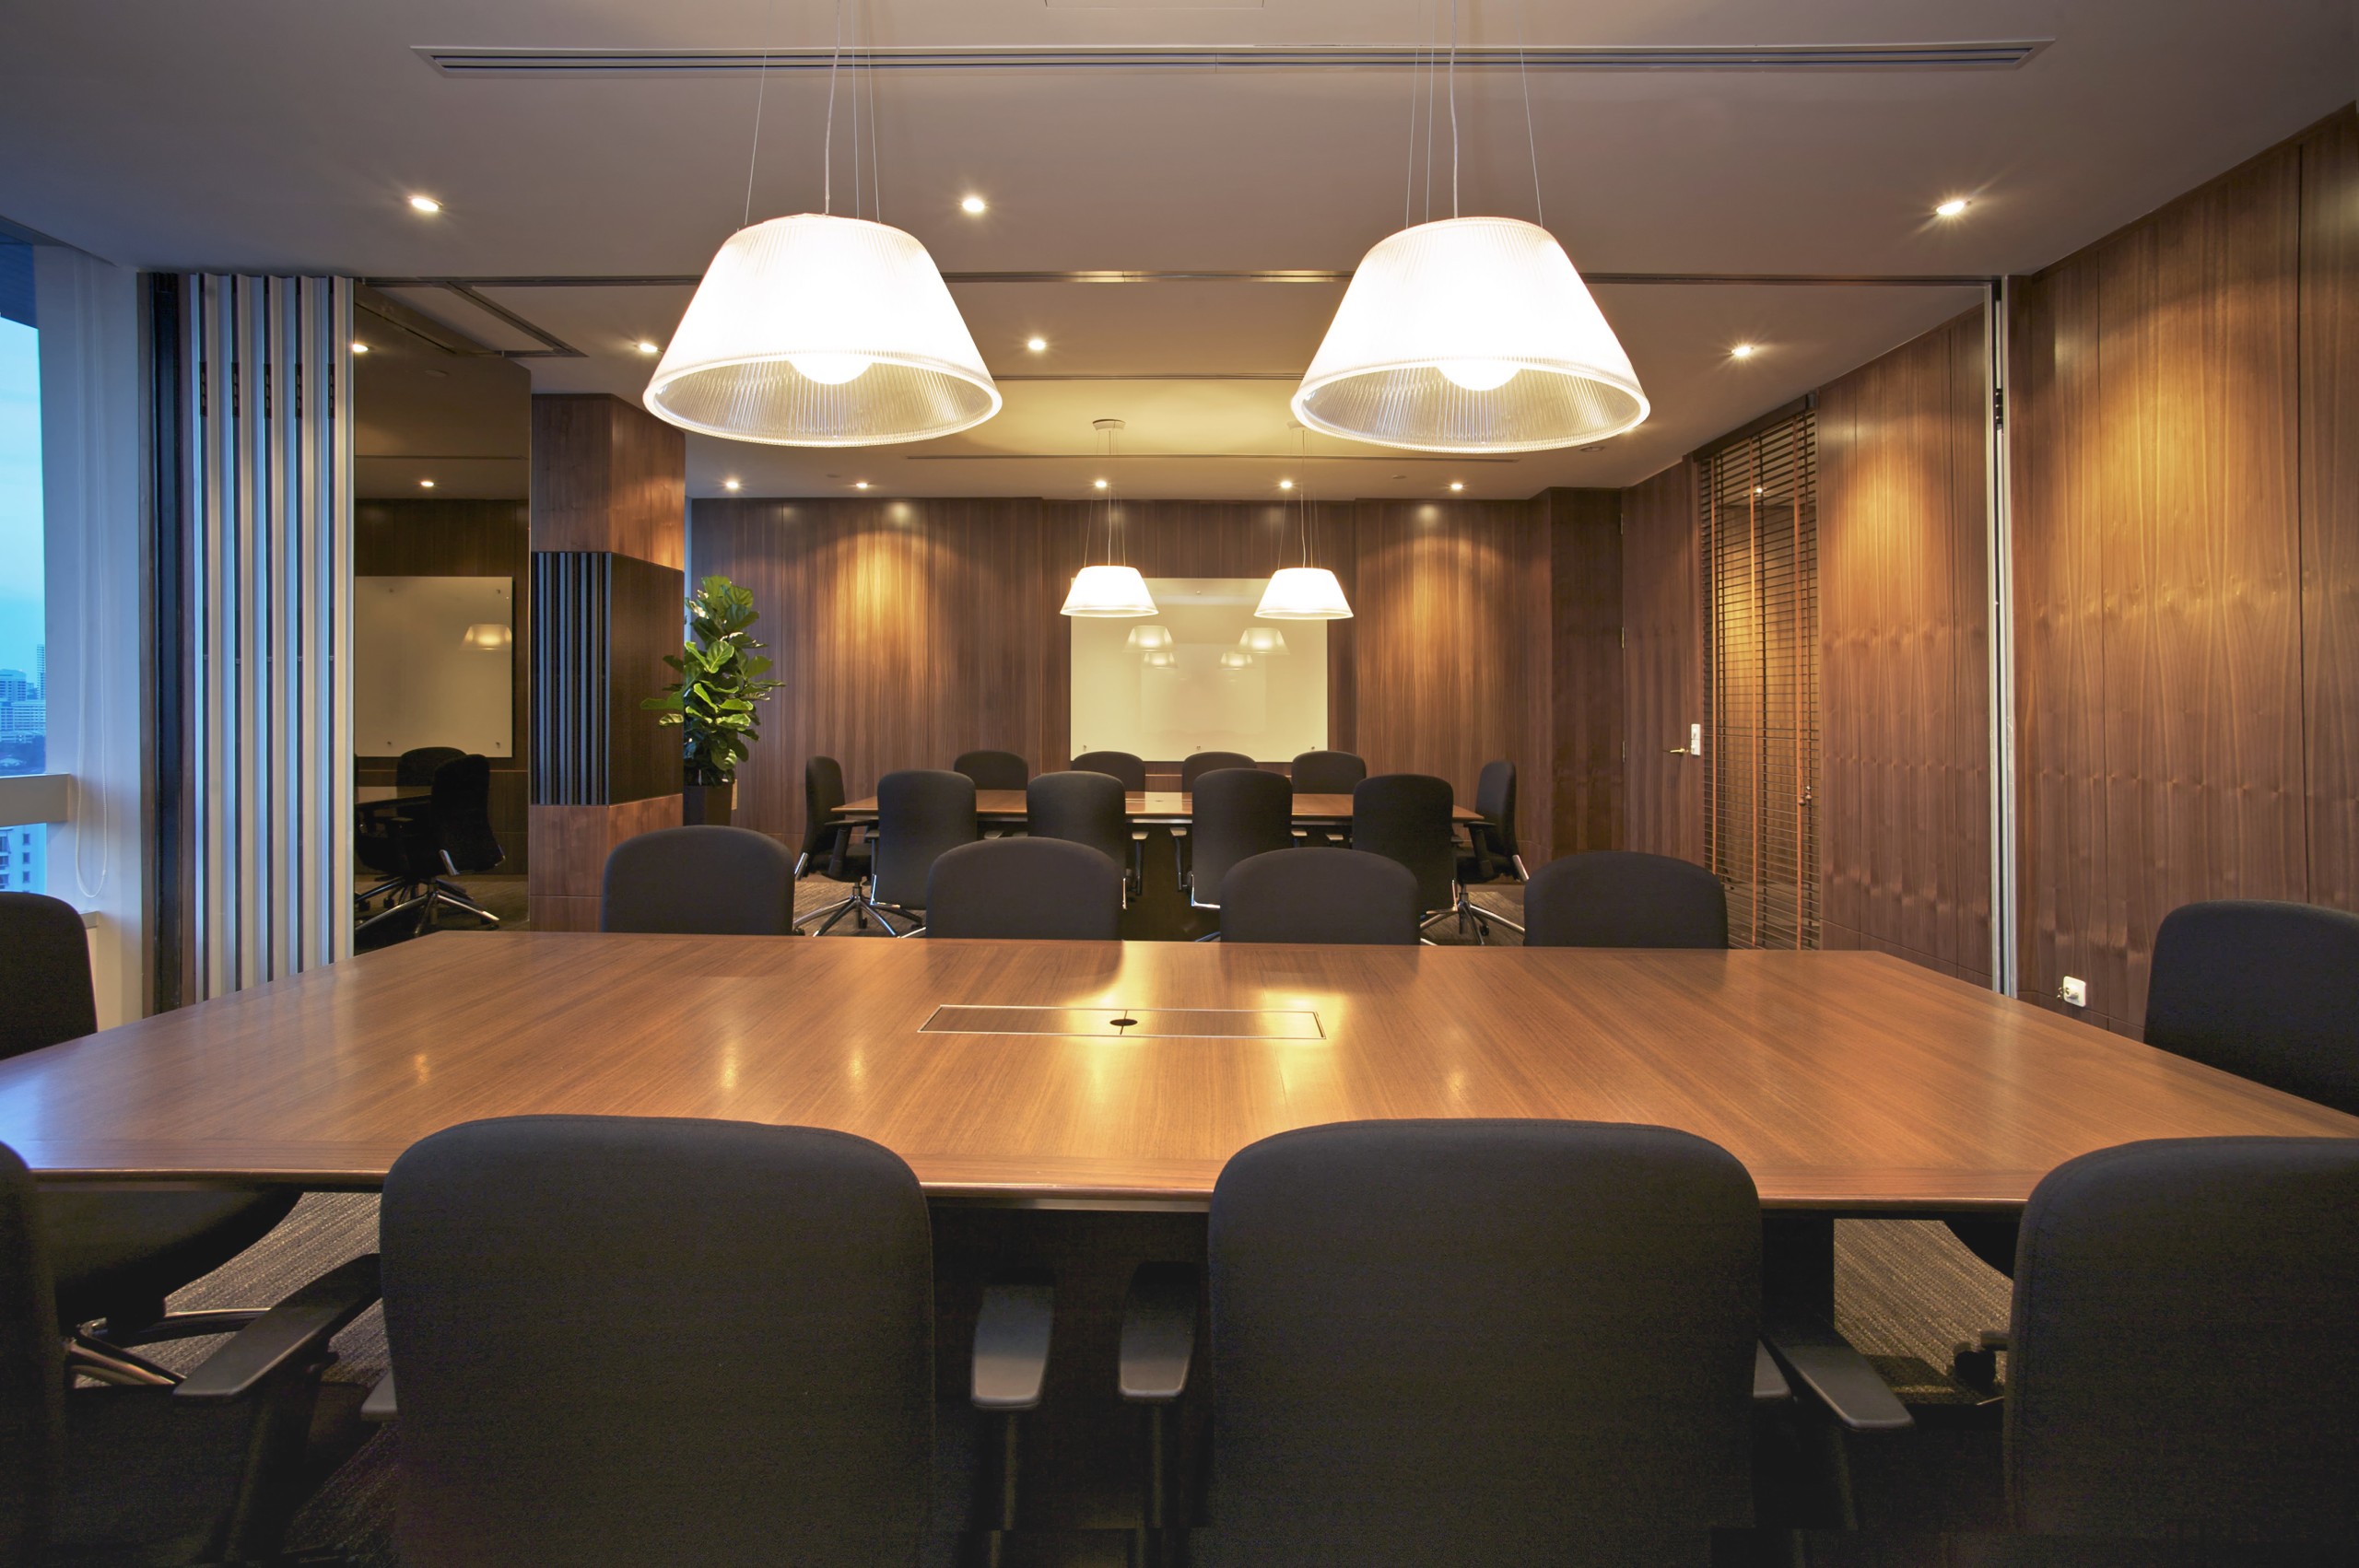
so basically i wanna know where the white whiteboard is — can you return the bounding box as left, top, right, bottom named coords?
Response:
left=1070, top=578, right=1326, bottom=762
left=354, top=576, right=514, bottom=758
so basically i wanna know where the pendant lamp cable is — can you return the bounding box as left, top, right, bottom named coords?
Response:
left=1519, top=0, right=1543, bottom=225
left=739, top=0, right=781, bottom=228
left=822, top=0, right=844, bottom=215
left=865, top=0, right=884, bottom=221
left=1422, top=0, right=1438, bottom=224
left=1448, top=0, right=1460, bottom=218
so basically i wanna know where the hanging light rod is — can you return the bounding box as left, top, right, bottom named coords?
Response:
left=419, top=41, right=2048, bottom=76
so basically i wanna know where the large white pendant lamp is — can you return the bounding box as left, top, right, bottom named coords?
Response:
left=1062, top=418, right=1156, bottom=618
left=1256, top=427, right=1353, bottom=621
left=646, top=214, right=1000, bottom=447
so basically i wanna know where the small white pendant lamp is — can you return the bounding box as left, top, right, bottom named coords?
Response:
left=1218, top=649, right=1255, bottom=671
left=1256, top=427, right=1354, bottom=621
left=1127, top=625, right=1174, bottom=650
left=1062, top=418, right=1156, bottom=618
left=1238, top=627, right=1289, bottom=655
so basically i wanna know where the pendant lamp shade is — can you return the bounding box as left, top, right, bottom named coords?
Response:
left=1238, top=627, right=1290, bottom=654
left=1256, top=567, right=1354, bottom=621
left=645, top=214, right=1002, bottom=447
left=1126, top=625, right=1174, bottom=650
left=1062, top=565, right=1157, bottom=618
left=1291, top=216, right=1647, bottom=454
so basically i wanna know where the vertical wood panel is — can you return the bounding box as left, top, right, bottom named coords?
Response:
left=1547, top=488, right=1625, bottom=857
left=1621, top=462, right=1704, bottom=863
left=1816, top=309, right=1990, bottom=983
left=2304, top=111, right=2359, bottom=914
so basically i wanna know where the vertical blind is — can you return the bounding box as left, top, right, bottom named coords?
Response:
left=1699, top=407, right=1819, bottom=951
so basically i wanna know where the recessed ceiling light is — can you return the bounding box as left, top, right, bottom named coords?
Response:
left=1278, top=478, right=1295, bottom=490
left=1730, top=343, right=1757, bottom=359
left=1094, top=478, right=1109, bottom=490
left=723, top=478, right=742, bottom=491
left=1026, top=336, right=1047, bottom=353
left=635, top=340, right=661, bottom=355
left=1935, top=197, right=1970, bottom=218
left=418, top=478, right=436, bottom=489
left=1449, top=481, right=1465, bottom=492
left=853, top=481, right=872, bottom=490
left=407, top=193, right=442, bottom=215
left=960, top=195, right=988, bottom=215
left=350, top=342, right=370, bottom=355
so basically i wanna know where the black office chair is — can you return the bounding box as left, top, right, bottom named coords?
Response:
left=953, top=749, right=1030, bottom=792
left=1288, top=749, right=1367, bottom=794
left=354, top=796, right=443, bottom=932
left=1196, top=1119, right=1760, bottom=1559
left=1028, top=770, right=1134, bottom=897
left=925, top=838, right=1123, bottom=942
left=380, top=1116, right=941, bottom=1565
left=792, top=756, right=877, bottom=934
left=0, top=893, right=302, bottom=1385
left=599, top=825, right=796, bottom=935
left=358, top=755, right=502, bottom=935
left=0, top=1138, right=381, bottom=1566
left=395, top=744, right=466, bottom=788
left=427, top=754, right=504, bottom=925
left=1522, top=851, right=1730, bottom=949
left=1071, top=750, right=1147, bottom=791
left=1180, top=751, right=1255, bottom=792
left=1350, top=774, right=1460, bottom=942
left=2003, top=1136, right=2359, bottom=1542
left=1220, top=848, right=1420, bottom=946
left=1449, top=759, right=1529, bottom=939
left=1187, top=767, right=1293, bottom=918
left=869, top=768, right=979, bottom=936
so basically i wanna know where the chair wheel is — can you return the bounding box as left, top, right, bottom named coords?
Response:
left=1951, top=1342, right=2000, bottom=1394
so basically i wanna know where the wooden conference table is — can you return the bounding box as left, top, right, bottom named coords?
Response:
left=836, top=790, right=1486, bottom=828
left=5, top=934, right=2352, bottom=1211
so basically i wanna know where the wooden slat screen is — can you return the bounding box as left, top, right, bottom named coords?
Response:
left=1699, top=409, right=1820, bottom=950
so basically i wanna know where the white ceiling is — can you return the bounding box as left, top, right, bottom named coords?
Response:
left=5, top=1, right=2348, bottom=497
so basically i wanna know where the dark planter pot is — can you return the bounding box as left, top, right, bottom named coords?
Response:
left=683, top=781, right=734, bottom=826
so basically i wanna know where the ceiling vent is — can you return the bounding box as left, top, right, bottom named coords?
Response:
left=416, top=41, right=2048, bottom=76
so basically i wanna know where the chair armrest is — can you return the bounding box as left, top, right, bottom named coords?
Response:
left=1119, top=1263, right=1198, bottom=1404
left=972, top=1280, right=1055, bottom=1412
left=175, top=1255, right=383, bottom=1405
left=1762, top=1308, right=1913, bottom=1433
left=360, top=1373, right=397, bottom=1422
left=1753, top=1341, right=1790, bottom=1405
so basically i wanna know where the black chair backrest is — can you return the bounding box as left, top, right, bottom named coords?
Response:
left=1027, top=771, right=1129, bottom=870
left=1289, top=749, right=1367, bottom=795
left=0, top=1141, right=64, bottom=1563
left=952, top=749, right=1029, bottom=792
left=1474, top=759, right=1520, bottom=860
left=395, top=745, right=466, bottom=788
left=872, top=769, right=979, bottom=909
left=1524, top=851, right=1729, bottom=949
left=381, top=1116, right=933, bottom=1566
left=1069, top=750, right=1147, bottom=791
left=925, top=838, right=1122, bottom=942
left=1189, top=768, right=1293, bottom=907
left=0, top=893, right=97, bottom=1061
left=2143, top=900, right=2359, bottom=1115
left=1181, top=751, right=1255, bottom=791
left=600, top=825, right=796, bottom=934
left=1350, top=774, right=1456, bottom=913
left=428, top=755, right=503, bottom=874
left=1206, top=1119, right=1759, bottom=1554
left=1220, top=849, right=1419, bottom=946
left=2006, top=1136, right=2359, bottom=1541
left=799, top=755, right=849, bottom=865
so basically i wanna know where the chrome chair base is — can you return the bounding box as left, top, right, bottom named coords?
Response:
left=793, top=874, right=912, bottom=936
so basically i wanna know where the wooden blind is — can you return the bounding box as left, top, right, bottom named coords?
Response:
left=1699, top=408, right=1820, bottom=950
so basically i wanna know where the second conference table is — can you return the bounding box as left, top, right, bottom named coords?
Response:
left=835, top=789, right=1486, bottom=829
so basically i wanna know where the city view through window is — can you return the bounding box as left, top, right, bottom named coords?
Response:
left=0, top=241, right=46, bottom=894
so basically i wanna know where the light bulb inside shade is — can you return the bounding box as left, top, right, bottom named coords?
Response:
left=789, top=353, right=871, bottom=386
left=1438, top=359, right=1520, bottom=392
left=1062, top=565, right=1157, bottom=618
left=1255, top=567, right=1354, bottom=621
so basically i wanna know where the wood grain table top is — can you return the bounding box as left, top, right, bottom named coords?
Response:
left=837, top=790, right=1485, bottom=825
left=4, top=935, right=2351, bottom=1209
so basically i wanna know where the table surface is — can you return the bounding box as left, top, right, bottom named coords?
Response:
left=838, top=790, right=1484, bottom=825
left=4, top=935, right=2351, bottom=1209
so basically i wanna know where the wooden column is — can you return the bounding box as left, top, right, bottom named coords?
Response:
left=526, top=395, right=687, bottom=931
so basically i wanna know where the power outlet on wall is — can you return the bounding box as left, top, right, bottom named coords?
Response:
left=2059, top=976, right=2089, bottom=1008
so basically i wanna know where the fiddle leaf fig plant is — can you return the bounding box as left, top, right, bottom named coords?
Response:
left=643, top=575, right=785, bottom=787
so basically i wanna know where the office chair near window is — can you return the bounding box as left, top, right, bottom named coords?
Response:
left=926, top=838, right=1122, bottom=941
left=379, top=1116, right=1053, bottom=1568
left=2001, top=1137, right=2359, bottom=1542
left=1190, top=1119, right=1762, bottom=1561
left=1220, top=848, right=1419, bottom=945
left=1450, top=759, right=1529, bottom=939
left=1071, top=749, right=1147, bottom=790
left=1349, top=774, right=1460, bottom=943
left=601, top=826, right=797, bottom=935
left=792, top=756, right=876, bottom=934
left=867, top=768, right=980, bottom=936
left=953, top=749, right=1030, bottom=792
left=0, top=1138, right=381, bottom=1567
left=1027, top=769, right=1136, bottom=899
left=1522, top=851, right=1730, bottom=950
left=0, top=893, right=304, bottom=1389
left=1288, top=750, right=1366, bottom=847
left=1947, top=898, right=2359, bottom=1390
left=1186, top=768, right=1292, bottom=926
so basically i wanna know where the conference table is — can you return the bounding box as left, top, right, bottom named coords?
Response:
left=835, top=789, right=1487, bottom=827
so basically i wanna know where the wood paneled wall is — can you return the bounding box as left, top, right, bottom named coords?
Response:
left=2012, top=108, right=2354, bottom=1034
left=1817, top=309, right=1992, bottom=983
left=1621, top=462, right=1705, bottom=864
left=528, top=395, right=687, bottom=570
left=690, top=496, right=1562, bottom=859
left=1546, top=489, right=1625, bottom=855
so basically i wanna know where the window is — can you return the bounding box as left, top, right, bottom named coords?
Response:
left=0, top=240, right=45, bottom=893
left=1699, top=406, right=1818, bottom=950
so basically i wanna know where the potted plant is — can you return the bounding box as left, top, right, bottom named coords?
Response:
left=644, top=575, right=785, bottom=826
